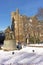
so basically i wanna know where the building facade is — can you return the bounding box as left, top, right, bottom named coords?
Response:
left=10, top=9, right=43, bottom=43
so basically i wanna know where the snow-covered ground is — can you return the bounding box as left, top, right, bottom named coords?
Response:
left=0, top=46, right=43, bottom=65
left=29, top=43, right=43, bottom=47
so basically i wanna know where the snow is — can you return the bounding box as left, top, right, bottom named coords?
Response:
left=0, top=47, right=43, bottom=65
left=29, top=43, right=43, bottom=46
left=20, top=46, right=43, bottom=54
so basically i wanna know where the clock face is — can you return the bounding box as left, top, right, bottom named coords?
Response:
left=29, top=19, right=32, bottom=22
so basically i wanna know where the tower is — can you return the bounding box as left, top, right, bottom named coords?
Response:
left=11, top=9, right=26, bottom=43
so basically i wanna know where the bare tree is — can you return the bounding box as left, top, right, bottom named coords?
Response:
left=36, top=8, right=43, bottom=20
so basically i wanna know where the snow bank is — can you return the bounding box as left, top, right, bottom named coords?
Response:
left=0, top=47, right=43, bottom=65
left=20, top=46, right=43, bottom=54
left=29, top=43, right=43, bottom=46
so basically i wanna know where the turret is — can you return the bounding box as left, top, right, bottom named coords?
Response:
left=16, top=8, right=19, bottom=14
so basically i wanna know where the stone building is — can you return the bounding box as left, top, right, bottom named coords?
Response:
left=4, top=9, right=43, bottom=44
left=11, top=9, right=29, bottom=43
left=11, top=9, right=43, bottom=43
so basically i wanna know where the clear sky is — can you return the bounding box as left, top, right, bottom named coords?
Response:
left=0, top=0, right=43, bottom=31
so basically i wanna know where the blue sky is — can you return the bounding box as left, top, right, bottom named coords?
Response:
left=0, top=0, right=43, bottom=31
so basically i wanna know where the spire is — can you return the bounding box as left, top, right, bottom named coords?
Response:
left=16, top=8, right=19, bottom=14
